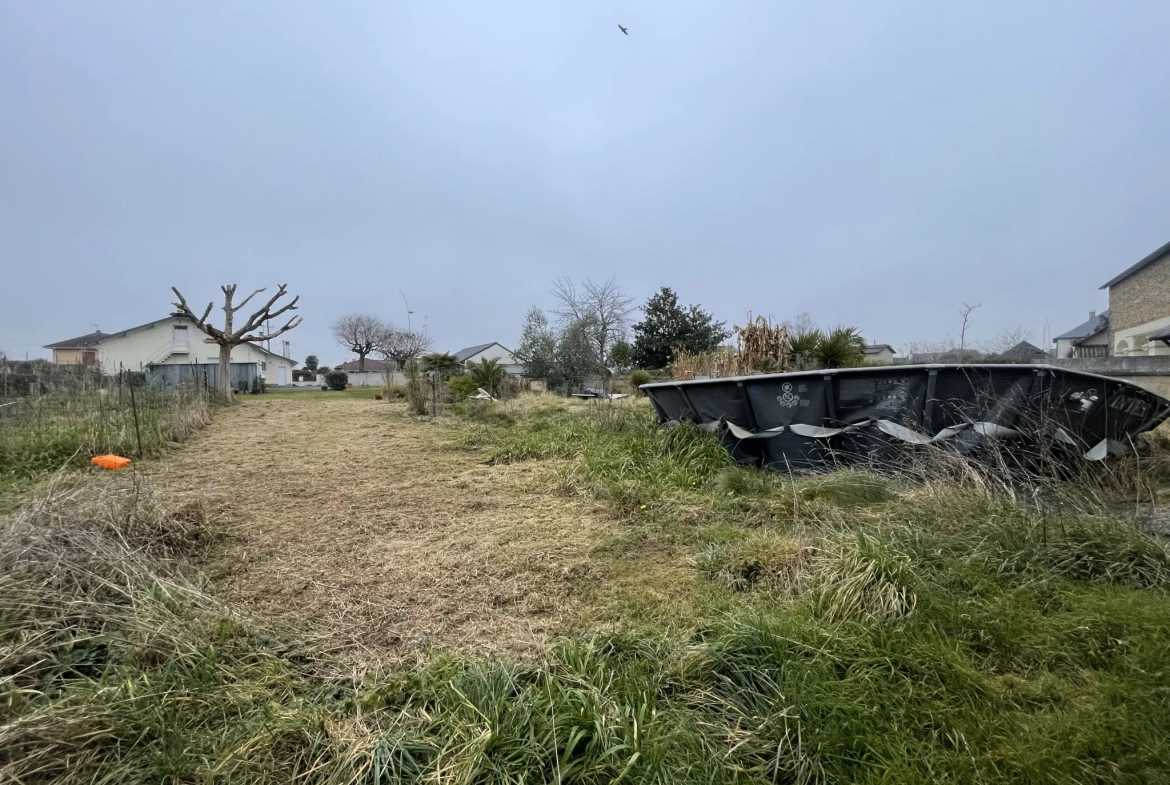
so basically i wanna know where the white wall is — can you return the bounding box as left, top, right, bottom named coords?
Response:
left=94, top=316, right=297, bottom=382
left=344, top=370, right=406, bottom=387
left=1114, top=315, right=1170, bottom=357
left=463, top=344, right=524, bottom=375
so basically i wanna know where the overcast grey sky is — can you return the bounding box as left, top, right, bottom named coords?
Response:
left=2, top=1, right=1168, bottom=363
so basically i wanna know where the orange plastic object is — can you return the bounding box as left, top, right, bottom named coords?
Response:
left=91, top=454, right=132, bottom=470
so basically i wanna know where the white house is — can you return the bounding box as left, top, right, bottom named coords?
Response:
left=45, top=314, right=297, bottom=384
left=1052, top=310, right=1110, bottom=358
left=453, top=342, right=524, bottom=376
left=863, top=344, right=897, bottom=365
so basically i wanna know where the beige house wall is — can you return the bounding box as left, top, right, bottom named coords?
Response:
left=52, top=348, right=88, bottom=364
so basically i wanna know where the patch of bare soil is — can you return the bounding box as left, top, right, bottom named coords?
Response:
left=148, top=395, right=616, bottom=668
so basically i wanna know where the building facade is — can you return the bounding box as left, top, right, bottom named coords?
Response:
left=45, top=315, right=297, bottom=384
left=1101, top=240, right=1170, bottom=356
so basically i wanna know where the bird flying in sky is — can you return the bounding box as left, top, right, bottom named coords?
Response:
left=618, top=25, right=628, bottom=35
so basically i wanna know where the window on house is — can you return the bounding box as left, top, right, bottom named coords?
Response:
left=262, top=362, right=267, bottom=370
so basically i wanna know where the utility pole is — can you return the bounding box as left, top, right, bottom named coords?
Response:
left=400, top=290, right=414, bottom=332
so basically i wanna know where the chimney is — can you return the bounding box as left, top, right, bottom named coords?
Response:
left=1088, top=310, right=1096, bottom=320
left=282, top=340, right=290, bottom=358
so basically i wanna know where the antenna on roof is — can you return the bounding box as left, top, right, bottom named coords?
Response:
left=91, top=324, right=100, bottom=333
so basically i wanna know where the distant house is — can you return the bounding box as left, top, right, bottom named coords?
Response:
left=44, top=314, right=297, bottom=384
left=1052, top=310, right=1109, bottom=358
left=453, top=342, right=524, bottom=376
left=1099, top=240, right=1170, bottom=356
left=45, top=331, right=106, bottom=366
left=334, top=358, right=404, bottom=387
left=990, top=340, right=1049, bottom=362
left=863, top=344, right=896, bottom=365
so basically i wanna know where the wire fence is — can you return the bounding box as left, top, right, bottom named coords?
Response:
left=0, top=363, right=212, bottom=482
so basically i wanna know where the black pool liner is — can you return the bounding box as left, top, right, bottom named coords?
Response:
left=641, top=364, right=1170, bottom=472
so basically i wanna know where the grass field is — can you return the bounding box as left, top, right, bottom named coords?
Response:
left=3, top=392, right=1170, bottom=783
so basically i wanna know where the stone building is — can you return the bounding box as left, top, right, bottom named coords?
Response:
left=1100, top=240, right=1170, bottom=356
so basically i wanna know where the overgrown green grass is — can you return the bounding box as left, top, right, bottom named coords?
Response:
left=0, top=385, right=211, bottom=502
left=4, top=398, right=1170, bottom=783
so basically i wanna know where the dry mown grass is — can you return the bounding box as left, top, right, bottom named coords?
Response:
left=147, top=395, right=621, bottom=668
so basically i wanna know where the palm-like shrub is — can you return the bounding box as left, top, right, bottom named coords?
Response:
left=447, top=374, right=480, bottom=399
left=468, top=358, right=507, bottom=397
left=814, top=326, right=866, bottom=368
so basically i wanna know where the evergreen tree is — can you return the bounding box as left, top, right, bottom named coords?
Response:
left=631, top=287, right=729, bottom=369
left=608, top=338, right=634, bottom=372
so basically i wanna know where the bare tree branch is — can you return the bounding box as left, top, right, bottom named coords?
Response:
left=171, top=286, right=222, bottom=338
left=231, top=288, right=266, bottom=313
left=259, top=296, right=301, bottom=325
left=979, top=326, right=1032, bottom=356
left=958, top=302, right=982, bottom=363
left=238, top=284, right=294, bottom=335
left=246, top=316, right=304, bottom=342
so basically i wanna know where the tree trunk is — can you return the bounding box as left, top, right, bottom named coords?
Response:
left=217, top=343, right=232, bottom=398
left=358, top=352, right=366, bottom=372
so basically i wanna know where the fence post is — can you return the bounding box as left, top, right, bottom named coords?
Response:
left=128, top=376, right=144, bottom=458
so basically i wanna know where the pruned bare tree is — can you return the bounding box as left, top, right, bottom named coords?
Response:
left=171, top=283, right=301, bottom=398
left=331, top=313, right=386, bottom=373
left=550, top=276, right=634, bottom=386
left=376, top=326, right=432, bottom=371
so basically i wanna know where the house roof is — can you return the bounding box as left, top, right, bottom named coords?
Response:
left=993, top=340, right=1048, bottom=360
left=454, top=342, right=510, bottom=362
left=336, top=358, right=395, bottom=372
left=1149, top=325, right=1170, bottom=343
left=1053, top=310, right=1109, bottom=342
left=44, top=331, right=108, bottom=349
left=46, top=314, right=295, bottom=363
left=864, top=344, right=896, bottom=353
left=1100, top=239, right=1170, bottom=290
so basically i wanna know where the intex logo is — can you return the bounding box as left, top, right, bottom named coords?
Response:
left=777, top=382, right=800, bottom=409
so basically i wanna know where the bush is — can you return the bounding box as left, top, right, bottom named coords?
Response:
left=629, top=369, right=652, bottom=393
left=467, top=358, right=506, bottom=397
left=324, top=370, right=348, bottom=391
left=447, top=375, right=480, bottom=399
left=383, top=383, right=407, bottom=400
